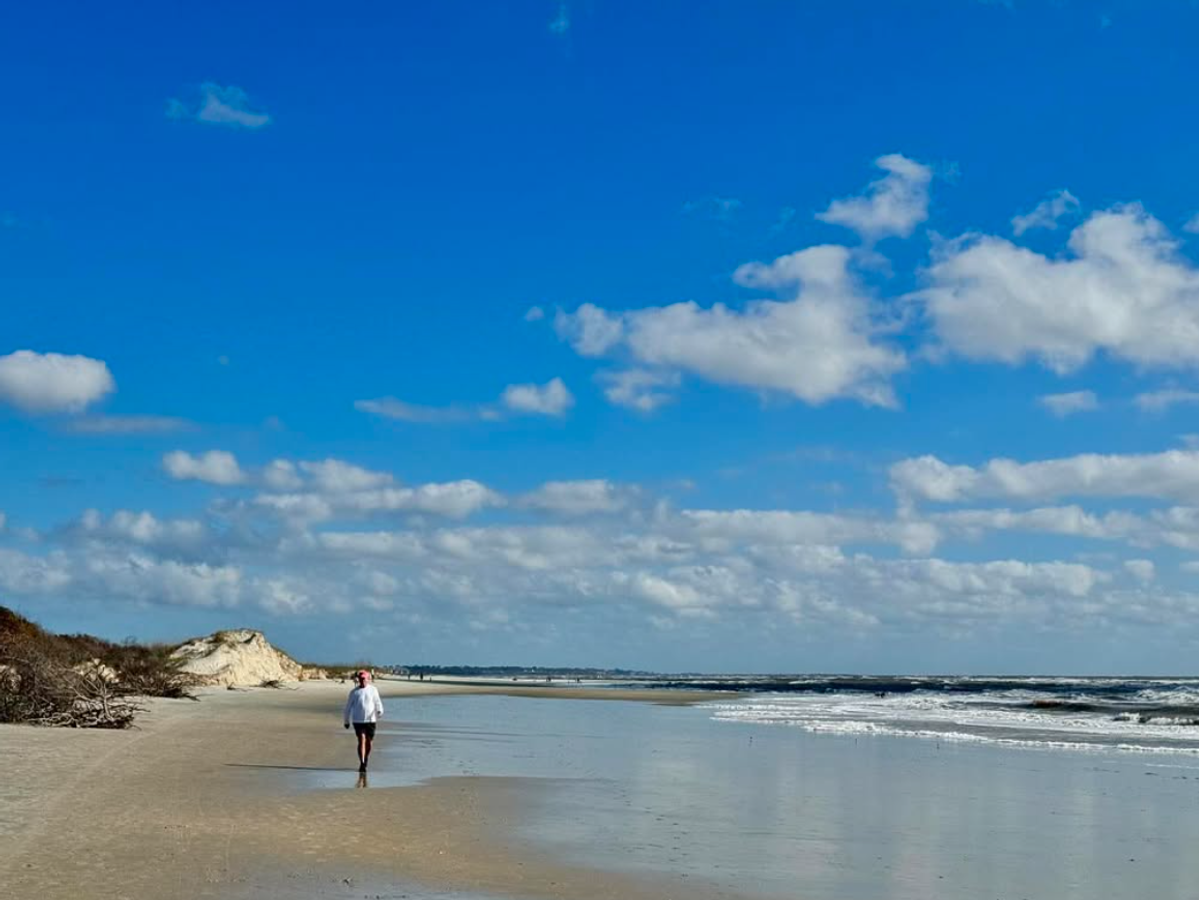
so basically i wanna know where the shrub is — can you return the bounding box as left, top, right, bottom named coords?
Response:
left=0, top=607, right=194, bottom=727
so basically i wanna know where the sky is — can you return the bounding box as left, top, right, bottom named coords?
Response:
left=5, top=1, right=1199, bottom=673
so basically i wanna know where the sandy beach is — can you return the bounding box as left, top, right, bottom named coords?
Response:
left=0, top=679, right=743, bottom=900
left=7, top=676, right=1199, bottom=900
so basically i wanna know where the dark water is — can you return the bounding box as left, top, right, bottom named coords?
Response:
left=634, top=675, right=1199, bottom=752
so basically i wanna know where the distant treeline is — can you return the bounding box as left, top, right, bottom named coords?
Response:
left=391, top=664, right=657, bottom=678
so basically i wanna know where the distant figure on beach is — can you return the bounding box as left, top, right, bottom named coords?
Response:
left=343, top=670, right=384, bottom=773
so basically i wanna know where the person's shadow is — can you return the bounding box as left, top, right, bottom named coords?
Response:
left=355, top=772, right=369, bottom=789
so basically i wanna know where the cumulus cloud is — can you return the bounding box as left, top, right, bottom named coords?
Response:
left=84, top=552, right=243, bottom=608
left=76, top=508, right=205, bottom=543
left=9, top=472, right=1199, bottom=640
left=555, top=245, right=906, bottom=407
left=520, top=480, right=632, bottom=515
left=554, top=304, right=624, bottom=357
left=918, top=205, right=1199, bottom=373
left=298, top=459, right=393, bottom=493
left=0, top=547, right=72, bottom=594
left=501, top=378, right=574, bottom=416
left=256, top=579, right=316, bottom=615
left=891, top=449, right=1199, bottom=505
left=598, top=368, right=680, bottom=412
left=677, top=509, right=941, bottom=556
left=337, top=481, right=503, bottom=518
left=1011, top=189, right=1081, bottom=236
left=166, top=82, right=271, bottom=129
left=162, top=450, right=246, bottom=486
left=1037, top=390, right=1099, bottom=417
left=256, top=479, right=503, bottom=524
left=815, top=153, right=933, bottom=241
left=929, top=503, right=1199, bottom=554
left=0, top=350, right=115, bottom=413
left=934, top=505, right=1136, bottom=542
left=548, top=164, right=1199, bottom=415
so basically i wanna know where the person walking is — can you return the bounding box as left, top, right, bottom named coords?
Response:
left=343, top=670, right=384, bottom=772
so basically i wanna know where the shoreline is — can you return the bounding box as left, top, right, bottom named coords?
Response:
left=0, top=679, right=756, bottom=900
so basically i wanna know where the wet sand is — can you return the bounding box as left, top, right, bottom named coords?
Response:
left=0, top=679, right=748, bottom=900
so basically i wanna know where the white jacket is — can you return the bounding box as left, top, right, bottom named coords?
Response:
left=343, top=684, right=384, bottom=724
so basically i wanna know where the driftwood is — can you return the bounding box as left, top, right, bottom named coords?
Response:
left=0, top=634, right=142, bottom=728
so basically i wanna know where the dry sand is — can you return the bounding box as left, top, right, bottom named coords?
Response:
left=0, top=679, right=752, bottom=900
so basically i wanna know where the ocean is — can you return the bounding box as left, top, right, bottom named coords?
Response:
left=321, top=682, right=1199, bottom=900
left=640, top=674, right=1199, bottom=754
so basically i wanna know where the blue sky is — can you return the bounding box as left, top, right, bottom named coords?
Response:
left=5, top=0, right=1199, bottom=672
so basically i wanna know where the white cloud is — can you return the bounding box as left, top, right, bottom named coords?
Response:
left=919, top=205, right=1199, bottom=373
left=359, top=379, right=574, bottom=423
left=524, top=306, right=546, bottom=322
left=12, top=473, right=1199, bottom=639
left=0, top=350, right=115, bottom=413
left=317, top=530, right=427, bottom=559
left=298, top=459, right=393, bottom=493
left=555, top=303, right=624, bottom=357
left=1011, top=189, right=1081, bottom=236
left=84, top=552, right=243, bottom=608
left=932, top=504, right=1199, bottom=554
left=521, top=480, right=631, bottom=515
left=0, top=548, right=72, bottom=594
left=815, top=153, right=933, bottom=241
left=70, top=509, right=209, bottom=555
left=354, top=397, right=472, bottom=424
left=1184, top=213, right=1199, bottom=234
left=599, top=368, right=680, bottom=412
left=677, top=509, right=941, bottom=556
left=263, top=460, right=303, bottom=491
left=891, top=449, right=1199, bottom=505
left=556, top=245, right=906, bottom=408
left=253, top=493, right=334, bottom=524
left=1134, top=388, right=1199, bottom=412
left=162, top=450, right=246, bottom=486
left=501, top=377, right=574, bottom=416
left=874, top=558, right=1106, bottom=603
left=1124, top=559, right=1156, bottom=582
left=341, top=481, right=502, bottom=518
left=256, top=579, right=315, bottom=615
left=63, top=414, right=193, bottom=434
left=167, top=82, right=270, bottom=129
left=628, top=572, right=711, bottom=616
left=258, top=479, right=503, bottom=523
left=934, top=505, right=1138, bottom=543
left=1037, top=390, right=1099, bottom=417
